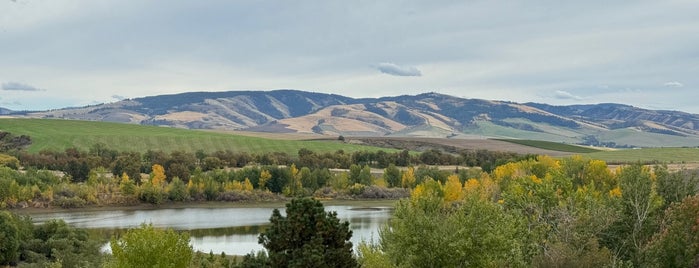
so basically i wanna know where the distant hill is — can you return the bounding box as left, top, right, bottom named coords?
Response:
left=0, top=107, right=12, bottom=115
left=23, top=90, right=699, bottom=147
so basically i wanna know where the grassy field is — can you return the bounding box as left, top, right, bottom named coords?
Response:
left=0, top=118, right=390, bottom=154
left=495, top=139, right=600, bottom=153
left=585, top=148, right=699, bottom=163
left=4, top=118, right=698, bottom=163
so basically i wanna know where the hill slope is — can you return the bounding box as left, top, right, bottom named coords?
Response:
left=0, top=107, right=12, bottom=115
left=21, top=90, right=699, bottom=147
left=0, top=118, right=382, bottom=155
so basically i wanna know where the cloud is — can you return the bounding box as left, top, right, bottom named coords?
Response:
left=1, top=82, right=45, bottom=91
left=554, top=90, right=582, bottom=100
left=0, top=99, right=22, bottom=106
left=112, top=95, right=127, bottom=101
left=375, top=63, right=422, bottom=77
left=663, top=81, right=684, bottom=88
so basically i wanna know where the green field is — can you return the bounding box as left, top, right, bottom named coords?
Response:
left=585, top=148, right=699, bottom=163
left=495, top=139, right=600, bottom=153
left=497, top=138, right=699, bottom=163
left=4, top=118, right=699, bottom=163
left=0, top=118, right=388, bottom=154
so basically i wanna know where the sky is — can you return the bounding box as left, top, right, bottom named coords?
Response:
left=1, top=1, right=698, bottom=113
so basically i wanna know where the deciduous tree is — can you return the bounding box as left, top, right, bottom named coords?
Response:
left=0, top=211, right=20, bottom=265
left=110, top=223, right=193, bottom=268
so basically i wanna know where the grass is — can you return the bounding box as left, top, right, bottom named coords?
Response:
left=0, top=118, right=391, bottom=154
left=465, top=121, right=580, bottom=143
left=585, top=148, right=699, bottom=163
left=597, top=128, right=699, bottom=148
left=495, top=139, right=600, bottom=153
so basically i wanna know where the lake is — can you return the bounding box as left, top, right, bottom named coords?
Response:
left=28, top=205, right=393, bottom=255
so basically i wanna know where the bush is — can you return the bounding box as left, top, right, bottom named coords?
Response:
left=313, top=187, right=338, bottom=199
left=0, top=211, right=20, bottom=265
left=217, top=190, right=281, bottom=202
left=217, top=191, right=252, bottom=202
left=138, top=183, right=166, bottom=205
left=110, top=223, right=193, bottom=268
left=348, top=183, right=366, bottom=196
left=0, top=154, right=20, bottom=169
left=23, top=219, right=103, bottom=267
left=51, top=196, right=87, bottom=208
left=359, top=185, right=410, bottom=199
left=167, top=177, right=189, bottom=201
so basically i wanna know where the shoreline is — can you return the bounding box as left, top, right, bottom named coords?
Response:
left=11, top=198, right=401, bottom=215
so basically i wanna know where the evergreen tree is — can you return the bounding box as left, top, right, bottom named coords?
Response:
left=258, top=198, right=357, bottom=268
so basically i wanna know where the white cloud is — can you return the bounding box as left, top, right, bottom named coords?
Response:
left=1, top=81, right=45, bottom=91
left=112, top=95, right=127, bottom=101
left=375, top=63, right=422, bottom=77
left=663, top=81, right=684, bottom=88
left=554, top=90, right=582, bottom=100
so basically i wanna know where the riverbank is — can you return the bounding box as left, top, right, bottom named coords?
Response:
left=19, top=200, right=396, bottom=256
left=12, top=198, right=401, bottom=215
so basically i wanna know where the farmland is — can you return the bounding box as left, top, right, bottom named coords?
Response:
left=3, top=118, right=699, bottom=164
left=494, top=138, right=600, bottom=153
left=0, top=118, right=387, bottom=154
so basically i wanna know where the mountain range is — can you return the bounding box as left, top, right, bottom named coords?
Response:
left=0, top=107, right=13, bottom=115
left=8, top=90, right=699, bottom=147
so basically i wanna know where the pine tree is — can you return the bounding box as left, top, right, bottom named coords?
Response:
left=258, top=198, right=357, bottom=268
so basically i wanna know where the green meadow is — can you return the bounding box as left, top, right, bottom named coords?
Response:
left=585, top=147, right=699, bottom=163
left=495, top=139, right=600, bottom=153
left=3, top=118, right=699, bottom=163
left=0, top=118, right=387, bottom=154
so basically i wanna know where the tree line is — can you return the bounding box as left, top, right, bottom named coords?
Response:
left=11, top=143, right=529, bottom=182
left=3, top=154, right=699, bottom=267
left=0, top=143, right=532, bottom=208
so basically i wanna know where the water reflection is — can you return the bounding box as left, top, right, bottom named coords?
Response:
left=30, top=205, right=393, bottom=255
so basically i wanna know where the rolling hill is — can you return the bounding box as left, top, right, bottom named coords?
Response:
left=0, top=118, right=388, bottom=155
left=12, top=90, right=699, bottom=148
left=0, top=107, right=13, bottom=115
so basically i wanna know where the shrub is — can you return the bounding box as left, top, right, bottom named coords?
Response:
left=51, top=196, right=87, bottom=208
left=348, top=183, right=366, bottom=196
left=359, top=185, right=410, bottom=199
left=110, top=223, right=193, bottom=268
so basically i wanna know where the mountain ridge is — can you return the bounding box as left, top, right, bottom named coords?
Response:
left=16, top=90, right=699, bottom=147
left=0, top=107, right=13, bottom=115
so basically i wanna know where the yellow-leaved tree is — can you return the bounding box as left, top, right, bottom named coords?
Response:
left=443, top=175, right=463, bottom=202
left=259, top=170, right=272, bottom=191
left=242, top=178, right=254, bottom=192
left=401, top=167, right=416, bottom=188
left=151, top=164, right=166, bottom=186
left=284, top=164, right=303, bottom=197
left=119, top=172, right=135, bottom=195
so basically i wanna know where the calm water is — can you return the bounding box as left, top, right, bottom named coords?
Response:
left=29, top=205, right=392, bottom=255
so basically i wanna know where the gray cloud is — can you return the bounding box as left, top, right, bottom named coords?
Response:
left=112, top=95, right=127, bottom=101
left=376, top=63, right=422, bottom=77
left=1, top=1, right=699, bottom=112
left=1, top=82, right=45, bottom=91
left=663, top=81, right=684, bottom=88
left=0, top=99, right=22, bottom=106
left=554, top=90, right=582, bottom=100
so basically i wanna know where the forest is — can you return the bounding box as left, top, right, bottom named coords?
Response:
left=1, top=141, right=699, bottom=267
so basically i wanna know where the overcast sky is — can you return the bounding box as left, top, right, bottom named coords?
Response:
left=1, top=0, right=698, bottom=113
